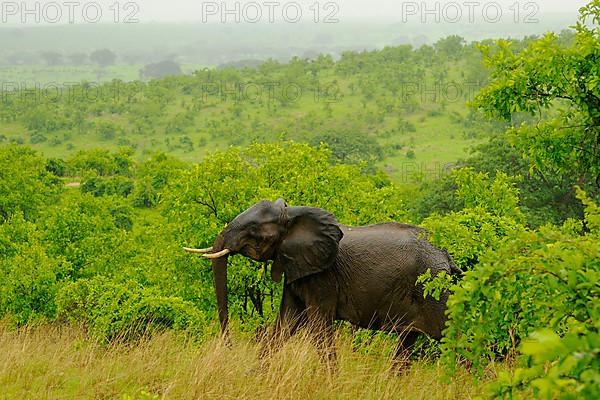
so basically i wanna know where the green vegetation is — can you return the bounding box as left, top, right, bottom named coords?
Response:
left=1, top=32, right=507, bottom=178
left=0, top=324, right=485, bottom=400
left=1, top=2, right=599, bottom=399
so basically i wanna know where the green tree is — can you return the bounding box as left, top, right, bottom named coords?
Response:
left=0, top=146, right=61, bottom=222
left=310, top=131, right=383, bottom=170
left=473, top=1, right=600, bottom=193
left=0, top=213, right=70, bottom=324
left=434, top=35, right=466, bottom=61
left=90, top=49, right=117, bottom=67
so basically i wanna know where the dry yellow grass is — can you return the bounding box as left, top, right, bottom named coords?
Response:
left=0, top=323, right=489, bottom=400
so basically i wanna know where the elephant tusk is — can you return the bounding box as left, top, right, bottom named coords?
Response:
left=203, top=249, right=231, bottom=259
left=184, top=246, right=214, bottom=254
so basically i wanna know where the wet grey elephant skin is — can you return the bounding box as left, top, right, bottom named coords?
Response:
left=185, top=198, right=461, bottom=371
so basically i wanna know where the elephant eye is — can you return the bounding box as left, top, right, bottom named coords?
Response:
left=262, top=231, right=276, bottom=240
left=259, top=223, right=279, bottom=240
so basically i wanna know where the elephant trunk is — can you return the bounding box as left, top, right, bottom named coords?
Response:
left=211, top=234, right=230, bottom=337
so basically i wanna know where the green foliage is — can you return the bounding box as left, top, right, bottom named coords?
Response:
left=489, top=330, right=599, bottom=399
left=132, top=152, right=186, bottom=208
left=422, top=168, right=525, bottom=270
left=310, top=131, right=383, bottom=170
left=0, top=146, right=61, bottom=222
left=56, top=277, right=206, bottom=341
left=415, top=270, right=453, bottom=301
left=577, top=186, right=600, bottom=231
left=465, top=134, right=585, bottom=227
left=473, top=0, right=600, bottom=190
left=434, top=35, right=466, bottom=61
left=0, top=213, right=70, bottom=324
left=166, top=141, right=406, bottom=229
left=40, top=194, right=134, bottom=279
left=68, top=148, right=134, bottom=177
left=441, top=194, right=599, bottom=384
left=81, top=173, right=135, bottom=198
left=453, top=168, right=522, bottom=220
left=132, top=176, right=161, bottom=208
left=407, top=174, right=463, bottom=222
left=45, top=157, right=67, bottom=177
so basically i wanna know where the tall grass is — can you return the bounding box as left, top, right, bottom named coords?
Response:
left=0, top=323, right=488, bottom=399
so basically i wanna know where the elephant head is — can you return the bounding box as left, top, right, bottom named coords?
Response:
left=184, top=199, right=343, bottom=336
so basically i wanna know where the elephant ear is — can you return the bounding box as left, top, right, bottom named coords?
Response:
left=272, top=206, right=343, bottom=284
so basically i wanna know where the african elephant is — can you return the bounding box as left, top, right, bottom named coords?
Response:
left=185, top=199, right=461, bottom=370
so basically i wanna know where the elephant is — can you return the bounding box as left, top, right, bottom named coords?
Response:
left=185, top=198, right=461, bottom=371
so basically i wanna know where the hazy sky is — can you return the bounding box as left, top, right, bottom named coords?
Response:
left=2, top=0, right=591, bottom=24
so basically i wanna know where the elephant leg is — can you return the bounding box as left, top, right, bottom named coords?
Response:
left=392, top=331, right=421, bottom=373
left=306, top=307, right=337, bottom=374
left=258, top=288, right=306, bottom=360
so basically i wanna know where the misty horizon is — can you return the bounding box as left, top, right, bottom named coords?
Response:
left=0, top=0, right=589, bottom=25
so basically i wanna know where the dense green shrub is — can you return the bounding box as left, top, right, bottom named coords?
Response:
left=68, top=148, right=134, bottom=177
left=441, top=188, right=599, bottom=399
left=56, top=277, right=207, bottom=341
left=0, top=213, right=70, bottom=324
left=45, top=157, right=67, bottom=177
left=132, top=152, right=186, bottom=208
left=40, top=194, right=134, bottom=279
left=81, top=173, right=135, bottom=198
left=466, top=135, right=586, bottom=227
left=309, top=131, right=383, bottom=170
left=489, top=329, right=599, bottom=399
left=422, top=168, right=525, bottom=270
left=0, top=146, right=61, bottom=222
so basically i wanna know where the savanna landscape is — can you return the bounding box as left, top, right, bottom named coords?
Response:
left=0, top=1, right=598, bottom=399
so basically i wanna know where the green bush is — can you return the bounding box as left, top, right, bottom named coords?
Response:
left=56, top=277, right=206, bottom=341
left=422, top=168, right=525, bottom=270
left=132, top=152, right=185, bottom=208
left=81, top=173, right=135, bottom=198
left=30, top=132, right=48, bottom=144
left=441, top=188, right=599, bottom=392
left=0, top=146, right=61, bottom=222
left=310, top=131, right=383, bottom=169
left=68, top=148, right=134, bottom=177
left=0, top=213, right=70, bottom=324
left=489, top=330, right=599, bottom=399
left=40, top=194, right=134, bottom=278
left=45, top=157, right=67, bottom=177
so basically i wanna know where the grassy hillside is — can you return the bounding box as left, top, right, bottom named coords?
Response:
left=0, top=37, right=515, bottom=182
